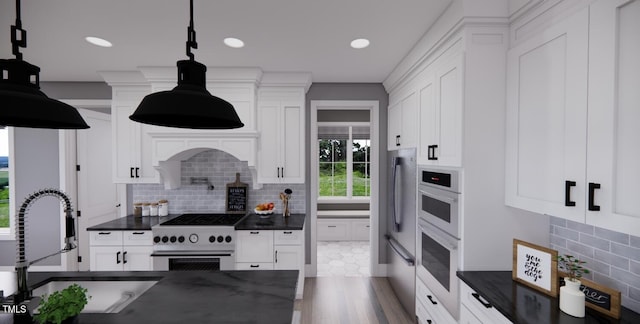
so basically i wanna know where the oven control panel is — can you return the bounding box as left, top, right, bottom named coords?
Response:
left=152, top=227, right=235, bottom=250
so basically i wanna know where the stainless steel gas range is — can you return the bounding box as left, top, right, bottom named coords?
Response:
left=151, top=213, right=246, bottom=271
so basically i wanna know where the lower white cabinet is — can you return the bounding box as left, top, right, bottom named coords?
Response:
left=416, top=277, right=457, bottom=324
left=317, top=219, right=370, bottom=241
left=89, top=230, right=153, bottom=271
left=236, top=229, right=305, bottom=299
left=459, top=281, right=511, bottom=324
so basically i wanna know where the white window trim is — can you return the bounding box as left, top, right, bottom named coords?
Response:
left=0, top=127, right=15, bottom=240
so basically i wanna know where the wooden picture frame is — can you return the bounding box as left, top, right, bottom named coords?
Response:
left=512, top=239, right=559, bottom=297
left=558, top=272, right=621, bottom=319
left=226, top=173, right=248, bottom=214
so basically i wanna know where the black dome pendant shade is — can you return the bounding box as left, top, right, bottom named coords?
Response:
left=129, top=0, right=244, bottom=129
left=0, top=0, right=89, bottom=129
left=130, top=60, right=244, bottom=129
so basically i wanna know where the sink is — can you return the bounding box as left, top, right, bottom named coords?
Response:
left=31, top=280, right=158, bottom=313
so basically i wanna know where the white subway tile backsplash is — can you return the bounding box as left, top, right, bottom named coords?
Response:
left=550, top=216, right=640, bottom=314
left=132, top=149, right=306, bottom=215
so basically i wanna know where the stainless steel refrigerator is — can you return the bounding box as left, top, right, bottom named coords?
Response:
left=385, top=148, right=417, bottom=316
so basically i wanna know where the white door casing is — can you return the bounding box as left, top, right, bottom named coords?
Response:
left=76, top=109, right=119, bottom=271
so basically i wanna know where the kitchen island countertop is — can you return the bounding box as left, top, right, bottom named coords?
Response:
left=235, top=213, right=305, bottom=230
left=457, top=271, right=640, bottom=324
left=3, top=270, right=297, bottom=324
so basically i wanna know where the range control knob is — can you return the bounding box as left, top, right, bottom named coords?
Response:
left=217, top=235, right=224, bottom=243
left=225, top=235, right=232, bottom=243
left=153, top=236, right=161, bottom=243
left=161, top=236, right=169, bottom=243
left=170, top=236, right=177, bottom=243
left=178, top=236, right=185, bottom=243
left=189, top=234, right=198, bottom=243
left=209, top=235, right=216, bottom=243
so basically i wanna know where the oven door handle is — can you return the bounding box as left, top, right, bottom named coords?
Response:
left=419, top=189, right=457, bottom=204
left=418, top=219, right=459, bottom=250
left=385, top=234, right=415, bottom=266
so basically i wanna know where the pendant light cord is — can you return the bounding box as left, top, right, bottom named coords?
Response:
left=186, top=0, right=197, bottom=61
left=11, top=0, right=26, bottom=60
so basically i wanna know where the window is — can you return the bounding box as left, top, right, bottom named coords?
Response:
left=0, top=127, right=11, bottom=236
left=318, top=125, right=370, bottom=199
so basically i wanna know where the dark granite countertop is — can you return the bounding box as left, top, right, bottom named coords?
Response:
left=86, top=215, right=179, bottom=231
left=4, top=270, right=297, bottom=323
left=457, top=271, right=640, bottom=324
left=235, top=213, right=305, bottom=230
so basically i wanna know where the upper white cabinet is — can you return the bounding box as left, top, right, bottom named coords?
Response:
left=417, top=53, right=464, bottom=166
left=585, top=0, right=640, bottom=236
left=505, top=0, right=640, bottom=236
left=505, top=7, right=589, bottom=222
left=257, top=87, right=306, bottom=183
left=387, top=91, right=417, bottom=150
left=111, top=85, right=159, bottom=184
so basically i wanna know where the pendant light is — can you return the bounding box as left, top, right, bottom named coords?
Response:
left=0, top=0, right=89, bottom=129
left=129, top=0, right=244, bottom=129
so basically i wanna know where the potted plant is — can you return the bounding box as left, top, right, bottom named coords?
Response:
left=557, top=254, right=589, bottom=318
left=34, top=284, right=90, bottom=324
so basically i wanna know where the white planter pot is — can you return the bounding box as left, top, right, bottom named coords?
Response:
left=559, top=277, right=585, bottom=317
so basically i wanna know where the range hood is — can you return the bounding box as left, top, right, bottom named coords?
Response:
left=149, top=131, right=259, bottom=189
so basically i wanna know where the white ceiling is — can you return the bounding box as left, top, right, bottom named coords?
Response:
left=0, top=0, right=452, bottom=83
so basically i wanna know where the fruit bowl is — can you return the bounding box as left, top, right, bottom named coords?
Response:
left=254, top=208, right=274, bottom=216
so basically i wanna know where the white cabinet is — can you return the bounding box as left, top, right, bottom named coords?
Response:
left=505, top=1, right=640, bottom=236
left=257, top=100, right=305, bottom=183
left=236, top=229, right=305, bottom=299
left=387, top=91, right=418, bottom=150
left=505, top=7, right=589, bottom=223
left=417, top=54, right=464, bottom=166
left=89, top=230, right=153, bottom=271
left=111, top=86, right=159, bottom=184
left=585, top=0, right=640, bottom=236
left=316, top=218, right=369, bottom=241
left=416, top=277, right=457, bottom=324
left=459, top=281, right=511, bottom=324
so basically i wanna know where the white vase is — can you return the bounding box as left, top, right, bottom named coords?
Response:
left=559, top=277, right=585, bottom=317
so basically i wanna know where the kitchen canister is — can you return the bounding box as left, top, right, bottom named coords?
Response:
left=133, top=203, right=143, bottom=217
left=150, top=202, right=159, bottom=216
left=158, top=199, right=169, bottom=216
left=141, top=203, right=151, bottom=216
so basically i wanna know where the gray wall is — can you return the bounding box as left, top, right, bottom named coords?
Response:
left=0, top=128, right=61, bottom=266
left=0, top=82, right=111, bottom=267
left=305, top=83, right=389, bottom=264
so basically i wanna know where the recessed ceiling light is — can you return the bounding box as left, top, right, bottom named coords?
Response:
left=350, top=38, right=370, bottom=49
left=85, top=36, right=112, bottom=48
left=224, top=37, right=245, bottom=48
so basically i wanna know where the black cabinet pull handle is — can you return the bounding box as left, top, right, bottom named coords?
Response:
left=250, top=264, right=259, bottom=268
left=98, top=232, right=111, bottom=235
left=427, top=295, right=438, bottom=305
left=275, top=250, right=278, bottom=263
left=472, top=293, right=492, bottom=308
left=328, top=225, right=337, bottom=228
left=565, top=180, right=576, bottom=207
left=396, top=135, right=401, bottom=146
left=116, top=251, right=121, bottom=264
left=250, top=231, right=259, bottom=234
left=283, top=231, right=292, bottom=234
left=132, top=232, right=145, bottom=235
left=123, top=251, right=127, bottom=264
left=426, top=320, right=432, bottom=324
left=130, top=167, right=134, bottom=178
left=428, top=145, right=439, bottom=160
left=281, top=167, right=284, bottom=178
left=588, top=182, right=601, bottom=211
left=135, top=167, right=140, bottom=178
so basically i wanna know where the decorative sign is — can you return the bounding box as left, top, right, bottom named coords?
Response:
left=226, top=173, right=248, bottom=214
left=558, top=272, right=621, bottom=319
left=512, top=239, right=558, bottom=297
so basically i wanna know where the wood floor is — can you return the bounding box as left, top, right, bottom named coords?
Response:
left=294, top=277, right=415, bottom=324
